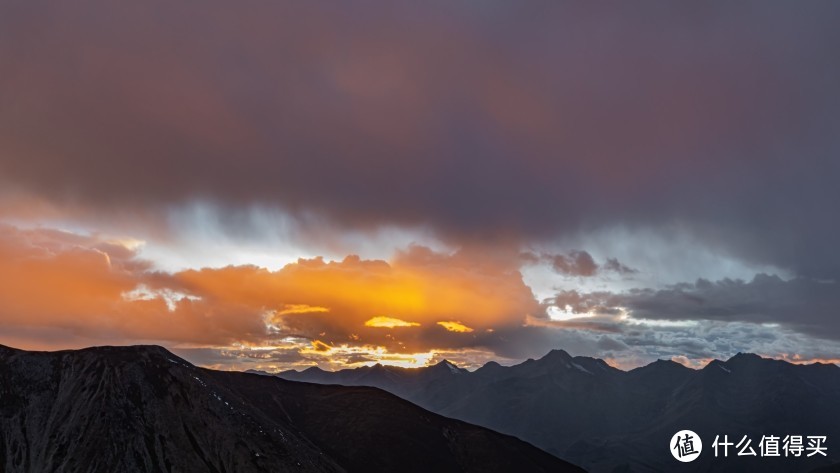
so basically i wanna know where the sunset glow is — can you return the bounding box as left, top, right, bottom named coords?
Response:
left=1, top=1, right=839, bottom=373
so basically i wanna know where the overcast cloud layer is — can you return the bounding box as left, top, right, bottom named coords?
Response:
left=1, top=1, right=839, bottom=369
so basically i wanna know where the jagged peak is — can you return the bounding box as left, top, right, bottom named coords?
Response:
left=539, top=349, right=573, bottom=362
left=369, top=362, right=398, bottom=372
left=431, top=359, right=465, bottom=374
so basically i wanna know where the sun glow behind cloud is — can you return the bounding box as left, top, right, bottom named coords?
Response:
left=2, top=0, right=840, bottom=374
left=297, top=342, right=437, bottom=369
left=1, top=220, right=840, bottom=371
left=0, top=223, right=546, bottom=366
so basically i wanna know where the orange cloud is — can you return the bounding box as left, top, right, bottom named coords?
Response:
left=0, top=225, right=541, bottom=358
left=0, top=224, right=266, bottom=347
left=163, top=245, right=540, bottom=352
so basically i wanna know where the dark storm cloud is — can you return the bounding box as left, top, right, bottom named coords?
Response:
left=1, top=1, right=839, bottom=278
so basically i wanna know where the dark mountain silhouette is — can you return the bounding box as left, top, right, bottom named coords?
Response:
left=0, top=344, right=584, bottom=473
left=278, top=349, right=840, bottom=472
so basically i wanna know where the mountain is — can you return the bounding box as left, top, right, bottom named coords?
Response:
left=276, top=349, right=840, bottom=473
left=0, top=344, right=584, bottom=473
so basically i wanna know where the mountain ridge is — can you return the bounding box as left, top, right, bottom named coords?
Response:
left=275, top=349, right=840, bottom=473
left=277, top=351, right=839, bottom=376
left=0, top=344, right=584, bottom=473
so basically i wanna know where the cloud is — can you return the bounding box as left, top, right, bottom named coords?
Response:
left=550, top=274, right=840, bottom=341
left=525, top=314, right=623, bottom=334
left=513, top=314, right=840, bottom=370
left=3, top=222, right=839, bottom=371
left=0, top=224, right=542, bottom=357
left=523, top=250, right=638, bottom=278
left=0, top=224, right=268, bottom=346
left=602, top=258, right=639, bottom=275
left=1, top=2, right=839, bottom=370
left=163, top=245, right=542, bottom=353
left=547, top=251, right=599, bottom=277
left=1, top=1, right=839, bottom=279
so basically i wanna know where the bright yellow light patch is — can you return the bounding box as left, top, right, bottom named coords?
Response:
left=370, top=351, right=436, bottom=368
left=364, top=316, right=421, bottom=328
left=437, top=321, right=474, bottom=333
left=310, top=340, right=332, bottom=352
left=277, top=304, right=330, bottom=315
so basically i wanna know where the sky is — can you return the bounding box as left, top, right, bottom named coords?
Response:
left=1, top=1, right=839, bottom=371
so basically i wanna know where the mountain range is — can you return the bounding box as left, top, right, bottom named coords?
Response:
left=0, top=344, right=583, bottom=473
left=275, top=349, right=840, bottom=473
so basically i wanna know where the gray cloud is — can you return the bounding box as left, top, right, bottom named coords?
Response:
left=548, top=251, right=599, bottom=277
left=504, top=318, right=840, bottom=369
left=613, top=320, right=840, bottom=365
left=524, top=250, right=638, bottom=277
left=553, top=274, right=840, bottom=341
left=602, top=258, right=639, bottom=275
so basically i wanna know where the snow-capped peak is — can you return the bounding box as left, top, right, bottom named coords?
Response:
left=436, top=359, right=464, bottom=374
